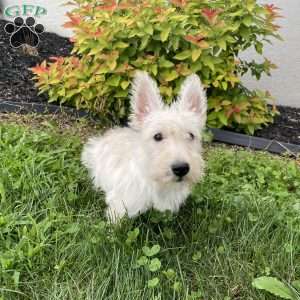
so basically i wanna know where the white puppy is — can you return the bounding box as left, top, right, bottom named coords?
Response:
left=81, top=71, right=207, bottom=222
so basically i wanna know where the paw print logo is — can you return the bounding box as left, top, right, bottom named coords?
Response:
left=4, top=16, right=44, bottom=48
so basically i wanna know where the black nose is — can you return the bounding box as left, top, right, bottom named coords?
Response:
left=171, top=162, right=190, bottom=177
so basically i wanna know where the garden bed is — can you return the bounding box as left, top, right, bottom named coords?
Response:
left=1, top=18, right=299, bottom=146
left=0, top=19, right=72, bottom=104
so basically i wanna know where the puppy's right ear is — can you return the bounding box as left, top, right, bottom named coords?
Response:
left=177, top=74, right=207, bottom=129
left=130, top=71, right=163, bottom=126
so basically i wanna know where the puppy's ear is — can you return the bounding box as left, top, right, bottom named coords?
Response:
left=177, top=74, right=207, bottom=128
left=130, top=71, right=163, bottom=125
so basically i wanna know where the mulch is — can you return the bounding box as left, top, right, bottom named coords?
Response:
left=0, top=19, right=299, bottom=145
left=0, top=19, right=72, bottom=103
left=255, top=106, right=300, bottom=145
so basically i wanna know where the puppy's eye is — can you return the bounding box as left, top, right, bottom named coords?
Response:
left=189, top=132, right=195, bottom=140
left=154, top=133, right=163, bottom=142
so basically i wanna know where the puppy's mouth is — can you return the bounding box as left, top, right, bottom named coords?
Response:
left=175, top=176, right=184, bottom=182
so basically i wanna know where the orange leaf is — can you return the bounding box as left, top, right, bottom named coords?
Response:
left=226, top=108, right=234, bottom=118
left=63, top=12, right=81, bottom=28
left=185, top=34, right=205, bottom=43
left=63, top=22, right=75, bottom=29
left=95, top=0, right=117, bottom=11
left=201, top=8, right=221, bottom=24
left=185, top=34, right=209, bottom=48
left=170, top=0, right=187, bottom=7
left=71, top=57, right=80, bottom=67
left=154, top=7, right=163, bottom=14
left=30, top=64, right=48, bottom=75
left=265, top=4, right=281, bottom=12
left=265, top=4, right=283, bottom=19
left=92, top=29, right=103, bottom=38
left=118, top=2, right=134, bottom=9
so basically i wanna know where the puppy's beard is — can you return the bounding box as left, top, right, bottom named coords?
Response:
left=150, top=168, right=199, bottom=186
left=151, top=170, right=175, bottom=185
left=152, top=173, right=189, bottom=185
left=186, top=170, right=203, bottom=185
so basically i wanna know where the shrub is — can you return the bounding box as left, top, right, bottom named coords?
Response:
left=31, top=0, right=281, bottom=133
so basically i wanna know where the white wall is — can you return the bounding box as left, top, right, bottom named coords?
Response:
left=2, top=0, right=299, bottom=107
left=2, top=0, right=73, bottom=37
left=241, top=0, right=300, bottom=107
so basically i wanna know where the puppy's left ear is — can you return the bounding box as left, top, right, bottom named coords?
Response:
left=177, top=74, right=207, bottom=128
left=129, top=71, right=163, bottom=126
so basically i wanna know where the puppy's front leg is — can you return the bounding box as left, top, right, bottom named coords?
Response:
left=105, top=193, right=127, bottom=223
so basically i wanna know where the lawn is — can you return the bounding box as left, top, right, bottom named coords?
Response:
left=0, top=117, right=299, bottom=300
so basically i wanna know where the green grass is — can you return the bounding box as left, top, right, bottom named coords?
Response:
left=0, top=122, right=299, bottom=300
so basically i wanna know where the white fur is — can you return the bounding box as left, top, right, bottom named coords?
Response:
left=81, top=71, right=207, bottom=222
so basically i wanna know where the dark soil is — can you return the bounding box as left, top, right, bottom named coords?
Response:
left=255, top=106, right=300, bottom=145
left=0, top=19, right=73, bottom=103
left=0, top=19, right=299, bottom=145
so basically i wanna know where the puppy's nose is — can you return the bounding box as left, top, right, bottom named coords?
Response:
left=171, top=162, right=190, bottom=177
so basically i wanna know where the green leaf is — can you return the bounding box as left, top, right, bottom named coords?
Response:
left=217, top=111, right=228, bottom=126
left=255, top=41, right=263, bottom=54
left=140, top=35, right=149, bottom=50
left=192, top=251, right=202, bottom=262
left=114, top=90, right=128, bottom=97
left=162, top=70, right=178, bottom=81
left=246, top=124, right=255, bottom=135
left=218, top=39, right=227, bottom=50
left=120, top=81, right=130, bottom=90
left=126, top=227, right=140, bottom=245
left=243, top=15, right=253, bottom=27
left=159, top=86, right=173, bottom=97
left=246, top=0, right=255, bottom=11
left=137, top=256, right=148, bottom=266
left=150, top=64, right=158, bottom=76
left=148, top=277, right=160, bottom=288
left=221, top=81, right=228, bottom=90
left=159, top=57, right=174, bottom=68
left=142, top=245, right=160, bottom=257
left=172, top=36, right=180, bottom=51
left=252, top=277, right=295, bottom=299
left=148, top=258, right=161, bottom=272
left=191, top=48, right=202, bottom=62
left=202, top=55, right=215, bottom=71
left=174, top=50, right=191, bottom=61
left=221, top=100, right=231, bottom=106
left=233, top=113, right=242, bottom=123
left=144, top=24, right=153, bottom=35
left=107, top=59, right=117, bottom=71
left=163, top=268, right=176, bottom=280
left=114, top=41, right=129, bottom=49
left=160, top=27, right=171, bottom=42
left=173, top=281, right=182, bottom=292
left=106, top=75, right=121, bottom=87
left=292, top=280, right=300, bottom=291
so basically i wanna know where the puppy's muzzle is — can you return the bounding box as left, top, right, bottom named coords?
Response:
left=171, top=162, right=190, bottom=179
